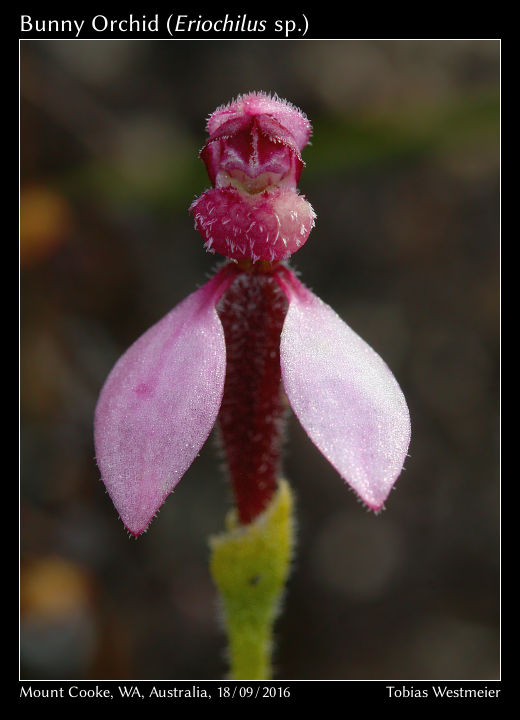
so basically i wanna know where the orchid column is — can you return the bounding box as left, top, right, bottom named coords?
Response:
left=94, top=93, right=410, bottom=681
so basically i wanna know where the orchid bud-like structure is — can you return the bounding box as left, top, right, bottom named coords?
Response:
left=94, top=91, right=411, bottom=538
left=191, top=93, right=316, bottom=263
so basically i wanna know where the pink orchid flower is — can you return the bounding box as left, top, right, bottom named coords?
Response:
left=94, top=92, right=411, bottom=536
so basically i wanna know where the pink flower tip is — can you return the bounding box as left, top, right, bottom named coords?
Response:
left=192, top=91, right=316, bottom=262
left=206, top=91, right=312, bottom=151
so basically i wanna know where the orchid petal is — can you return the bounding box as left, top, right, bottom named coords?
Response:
left=277, top=269, right=411, bottom=510
left=94, top=269, right=235, bottom=535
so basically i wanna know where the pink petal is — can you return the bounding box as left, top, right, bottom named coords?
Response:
left=94, top=268, right=235, bottom=535
left=276, top=268, right=411, bottom=510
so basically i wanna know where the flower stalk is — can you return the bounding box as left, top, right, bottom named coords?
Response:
left=209, top=479, right=294, bottom=680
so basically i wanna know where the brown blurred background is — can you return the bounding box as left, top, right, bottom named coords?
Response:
left=20, top=39, right=500, bottom=680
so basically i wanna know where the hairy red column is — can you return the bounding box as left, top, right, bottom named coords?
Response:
left=217, top=262, right=289, bottom=524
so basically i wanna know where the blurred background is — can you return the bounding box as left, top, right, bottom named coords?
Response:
left=20, top=39, right=500, bottom=680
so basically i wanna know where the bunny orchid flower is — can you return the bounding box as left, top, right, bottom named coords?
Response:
left=94, top=92, right=411, bottom=536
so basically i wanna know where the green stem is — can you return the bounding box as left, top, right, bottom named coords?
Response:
left=209, top=480, right=294, bottom=680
